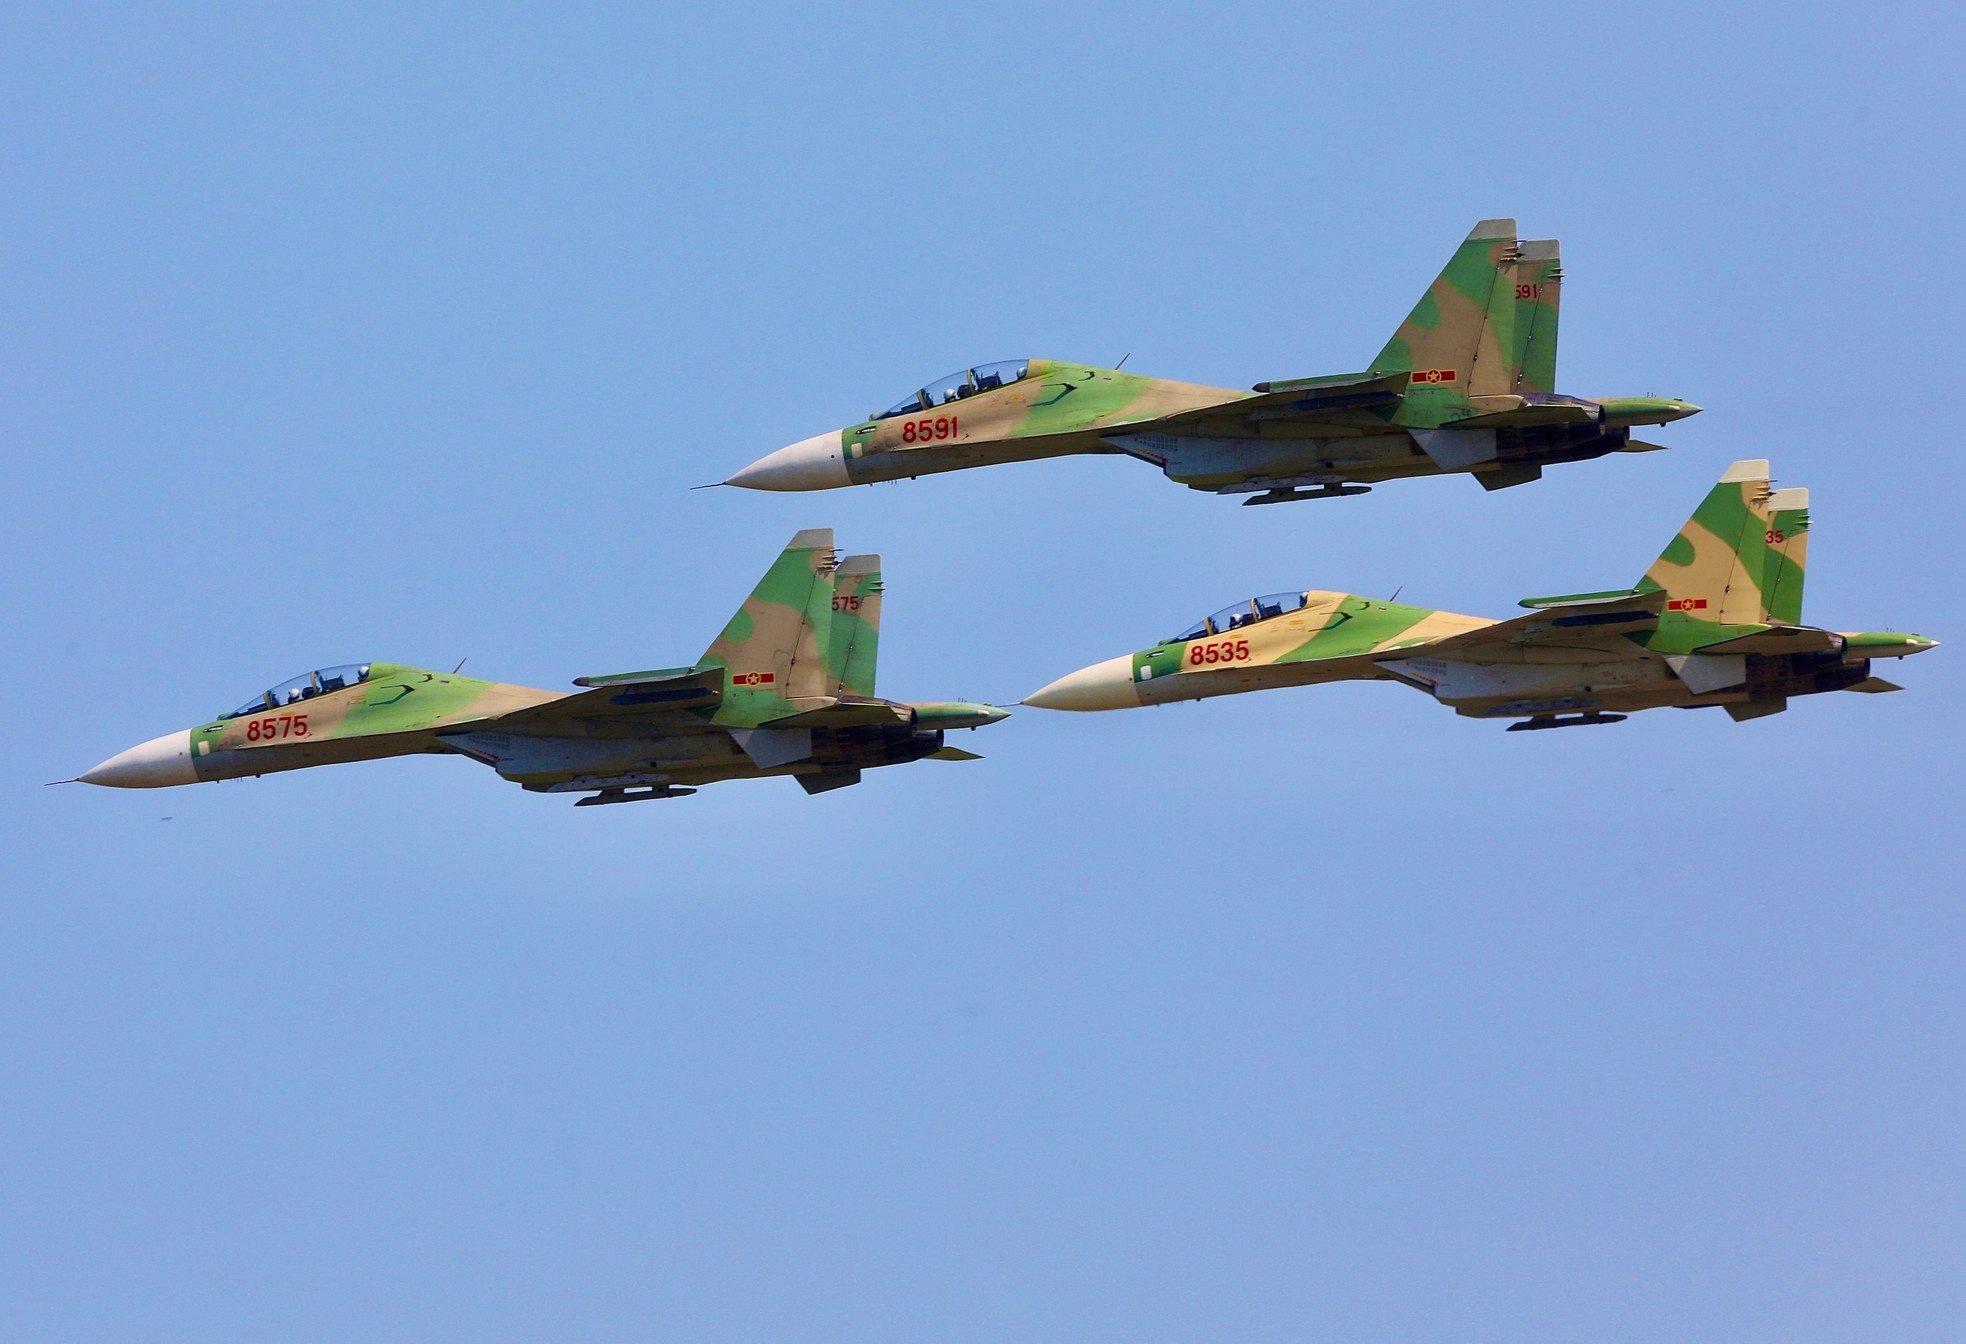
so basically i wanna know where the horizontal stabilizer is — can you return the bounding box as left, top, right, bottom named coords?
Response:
left=1845, top=676, right=1904, bottom=694
left=1621, top=439, right=1671, bottom=453
left=928, top=745, right=984, bottom=761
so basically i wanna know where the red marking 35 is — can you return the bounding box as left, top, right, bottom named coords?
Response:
left=1409, top=369, right=1458, bottom=385
left=1667, top=598, right=1709, bottom=612
left=731, top=671, right=777, bottom=687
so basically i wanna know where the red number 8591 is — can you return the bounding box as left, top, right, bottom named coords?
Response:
left=900, top=416, right=958, bottom=444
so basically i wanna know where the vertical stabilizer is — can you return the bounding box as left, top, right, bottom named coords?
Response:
left=1762, top=487, right=1810, bottom=626
left=829, top=554, right=883, bottom=697
left=701, top=528, right=838, bottom=722
left=1638, top=461, right=1811, bottom=645
left=1502, top=237, right=1561, bottom=395
left=1372, top=218, right=1521, bottom=420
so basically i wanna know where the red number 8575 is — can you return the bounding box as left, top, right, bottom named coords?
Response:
left=246, top=713, right=309, bottom=742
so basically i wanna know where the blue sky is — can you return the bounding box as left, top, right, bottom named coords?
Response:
left=5, top=4, right=1963, bottom=1339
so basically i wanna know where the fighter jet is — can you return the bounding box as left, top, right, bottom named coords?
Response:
left=728, top=219, right=1698, bottom=504
left=70, top=531, right=1007, bottom=803
left=1025, top=461, right=1934, bottom=728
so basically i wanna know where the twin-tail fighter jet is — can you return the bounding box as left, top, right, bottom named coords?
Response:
left=728, top=220, right=1699, bottom=504
left=1025, top=461, right=1934, bottom=728
left=72, top=531, right=1007, bottom=803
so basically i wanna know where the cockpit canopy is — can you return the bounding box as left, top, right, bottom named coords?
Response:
left=1170, top=592, right=1309, bottom=642
left=875, top=359, right=1030, bottom=419
left=222, top=663, right=371, bottom=719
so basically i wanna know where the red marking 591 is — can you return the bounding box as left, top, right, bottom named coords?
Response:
left=1514, top=283, right=1544, bottom=300
left=900, top=416, right=959, bottom=444
left=1187, top=639, right=1251, bottom=667
left=245, top=713, right=308, bottom=742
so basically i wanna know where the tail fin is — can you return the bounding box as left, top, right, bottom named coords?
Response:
left=828, top=554, right=882, bottom=697
left=1372, top=219, right=1525, bottom=416
left=1637, top=460, right=1810, bottom=630
left=700, top=528, right=838, bottom=715
left=1763, top=483, right=1810, bottom=626
left=1500, top=237, right=1561, bottom=395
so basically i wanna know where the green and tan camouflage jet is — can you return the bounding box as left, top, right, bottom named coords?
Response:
left=70, top=531, right=1007, bottom=803
left=1025, top=461, right=1935, bottom=728
left=727, top=219, right=1699, bottom=504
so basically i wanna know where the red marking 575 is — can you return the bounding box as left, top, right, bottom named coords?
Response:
left=245, top=713, right=308, bottom=742
left=1187, top=639, right=1251, bottom=667
left=900, top=415, right=958, bottom=444
left=831, top=594, right=863, bottom=612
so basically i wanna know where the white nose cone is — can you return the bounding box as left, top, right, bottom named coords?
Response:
left=1024, top=656, right=1142, bottom=711
left=727, top=431, right=851, bottom=491
left=80, top=730, right=197, bottom=788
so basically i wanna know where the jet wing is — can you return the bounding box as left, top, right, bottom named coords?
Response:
left=758, top=696, right=912, bottom=729
left=1143, top=370, right=1411, bottom=434
left=1433, top=395, right=1602, bottom=430
left=1247, top=370, right=1413, bottom=408
left=1684, top=626, right=1842, bottom=656
left=1384, top=590, right=1666, bottom=663
left=485, top=665, right=724, bottom=732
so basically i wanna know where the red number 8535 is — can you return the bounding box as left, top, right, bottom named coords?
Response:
left=1187, top=640, right=1251, bottom=667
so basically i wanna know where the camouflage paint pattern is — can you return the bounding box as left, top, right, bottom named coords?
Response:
left=1635, top=459, right=1814, bottom=653
left=84, top=532, right=1008, bottom=800
left=184, top=663, right=558, bottom=782
left=1026, top=461, right=1935, bottom=724
left=1372, top=217, right=1527, bottom=420
left=1501, top=238, right=1561, bottom=396
left=736, top=220, right=1696, bottom=499
left=699, top=526, right=838, bottom=726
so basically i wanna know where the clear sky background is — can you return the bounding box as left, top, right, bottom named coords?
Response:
left=5, top=4, right=1963, bottom=1340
